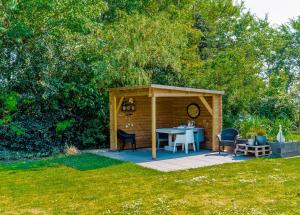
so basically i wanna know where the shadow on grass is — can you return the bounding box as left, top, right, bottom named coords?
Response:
left=53, top=153, right=124, bottom=171
left=0, top=153, right=124, bottom=171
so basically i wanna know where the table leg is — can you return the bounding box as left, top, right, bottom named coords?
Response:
left=168, top=134, right=173, bottom=147
left=244, top=146, right=248, bottom=155
left=234, top=145, right=238, bottom=154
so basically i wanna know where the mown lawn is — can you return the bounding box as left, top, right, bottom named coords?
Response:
left=0, top=153, right=299, bottom=214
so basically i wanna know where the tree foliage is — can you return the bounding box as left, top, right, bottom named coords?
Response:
left=0, top=0, right=299, bottom=158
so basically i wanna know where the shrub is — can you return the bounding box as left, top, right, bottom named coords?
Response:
left=234, top=115, right=270, bottom=138
left=0, top=115, right=63, bottom=158
left=0, top=92, right=19, bottom=126
left=64, top=145, right=80, bottom=156
left=234, top=115, right=294, bottom=140
left=56, top=119, right=75, bottom=134
left=268, top=118, right=295, bottom=140
left=255, top=127, right=267, bottom=136
left=286, top=132, right=300, bottom=141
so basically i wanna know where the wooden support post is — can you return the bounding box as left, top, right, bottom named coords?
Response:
left=212, top=95, right=222, bottom=151
left=111, top=95, right=118, bottom=150
left=198, top=96, right=213, bottom=116
left=151, top=96, right=157, bottom=160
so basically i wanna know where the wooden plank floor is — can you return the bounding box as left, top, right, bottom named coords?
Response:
left=87, top=149, right=251, bottom=172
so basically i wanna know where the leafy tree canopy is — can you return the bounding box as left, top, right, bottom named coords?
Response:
left=0, top=0, right=299, bottom=157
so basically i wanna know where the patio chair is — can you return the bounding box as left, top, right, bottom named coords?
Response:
left=156, top=133, right=168, bottom=149
left=194, top=128, right=205, bottom=151
left=217, top=128, right=239, bottom=155
left=173, top=129, right=196, bottom=154
left=117, top=129, right=136, bottom=151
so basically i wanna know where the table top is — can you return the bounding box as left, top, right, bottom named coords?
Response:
left=156, top=127, right=203, bottom=134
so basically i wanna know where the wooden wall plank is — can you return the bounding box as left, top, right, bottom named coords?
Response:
left=114, top=95, right=218, bottom=151
left=171, top=97, right=213, bottom=149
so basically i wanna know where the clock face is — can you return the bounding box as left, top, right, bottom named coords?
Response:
left=187, top=103, right=200, bottom=119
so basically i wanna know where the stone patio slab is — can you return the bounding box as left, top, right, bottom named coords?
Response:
left=87, top=148, right=251, bottom=172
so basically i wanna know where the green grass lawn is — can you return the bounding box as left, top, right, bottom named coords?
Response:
left=0, top=154, right=299, bottom=214
left=287, top=132, right=300, bottom=141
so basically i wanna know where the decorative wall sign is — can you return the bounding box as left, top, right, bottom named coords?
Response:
left=187, top=103, right=200, bottom=119
left=121, top=98, right=136, bottom=114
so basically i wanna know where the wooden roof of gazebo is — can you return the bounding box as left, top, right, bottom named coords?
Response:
left=109, top=84, right=224, bottom=97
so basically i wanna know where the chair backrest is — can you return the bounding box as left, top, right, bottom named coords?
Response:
left=117, top=129, right=130, bottom=138
left=185, top=129, right=195, bottom=143
left=220, top=128, right=239, bottom=141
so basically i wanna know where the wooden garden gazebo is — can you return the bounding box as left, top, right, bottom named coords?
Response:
left=109, top=85, right=224, bottom=159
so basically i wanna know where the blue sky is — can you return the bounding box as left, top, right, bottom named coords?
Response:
left=240, top=0, right=300, bottom=25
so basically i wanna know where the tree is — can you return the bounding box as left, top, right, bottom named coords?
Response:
left=0, top=0, right=298, bottom=158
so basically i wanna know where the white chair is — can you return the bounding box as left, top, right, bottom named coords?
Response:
left=173, top=129, right=196, bottom=154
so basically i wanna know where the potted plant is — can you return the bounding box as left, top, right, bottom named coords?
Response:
left=255, top=128, right=267, bottom=145
left=245, top=132, right=256, bottom=146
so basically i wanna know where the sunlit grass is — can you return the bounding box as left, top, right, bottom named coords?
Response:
left=0, top=153, right=299, bottom=214
left=287, top=132, right=300, bottom=141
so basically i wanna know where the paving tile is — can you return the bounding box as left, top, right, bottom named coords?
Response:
left=86, top=148, right=250, bottom=172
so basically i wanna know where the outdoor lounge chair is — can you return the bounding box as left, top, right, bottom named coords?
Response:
left=217, top=128, right=239, bottom=155
left=117, top=129, right=136, bottom=151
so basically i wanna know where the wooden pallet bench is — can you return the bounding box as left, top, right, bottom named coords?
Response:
left=235, top=144, right=272, bottom=158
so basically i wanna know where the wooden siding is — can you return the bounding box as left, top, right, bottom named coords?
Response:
left=114, top=96, right=216, bottom=150
left=172, top=97, right=213, bottom=149
left=117, top=96, right=152, bottom=149
left=109, top=85, right=223, bottom=157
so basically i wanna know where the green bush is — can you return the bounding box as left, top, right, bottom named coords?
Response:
left=234, top=115, right=295, bottom=140
left=286, top=132, right=300, bottom=141
left=0, top=92, right=19, bottom=126
left=0, top=91, right=108, bottom=159
left=0, top=116, right=62, bottom=156
left=0, top=0, right=299, bottom=159
left=56, top=119, right=75, bottom=134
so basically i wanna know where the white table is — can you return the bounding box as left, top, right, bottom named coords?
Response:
left=156, top=128, right=202, bottom=151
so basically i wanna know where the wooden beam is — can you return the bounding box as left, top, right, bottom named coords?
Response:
left=212, top=95, right=222, bottom=151
left=109, top=84, right=224, bottom=95
left=154, top=93, right=212, bottom=97
left=110, top=89, right=150, bottom=98
left=199, top=96, right=213, bottom=116
left=151, top=96, right=157, bottom=160
left=117, top=97, right=124, bottom=113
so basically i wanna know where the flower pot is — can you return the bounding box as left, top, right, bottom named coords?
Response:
left=248, top=139, right=254, bottom=146
left=256, top=135, right=267, bottom=145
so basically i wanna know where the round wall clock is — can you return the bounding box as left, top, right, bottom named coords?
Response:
left=187, top=103, right=200, bottom=119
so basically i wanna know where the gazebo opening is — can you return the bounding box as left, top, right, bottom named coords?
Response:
left=109, top=85, right=224, bottom=159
